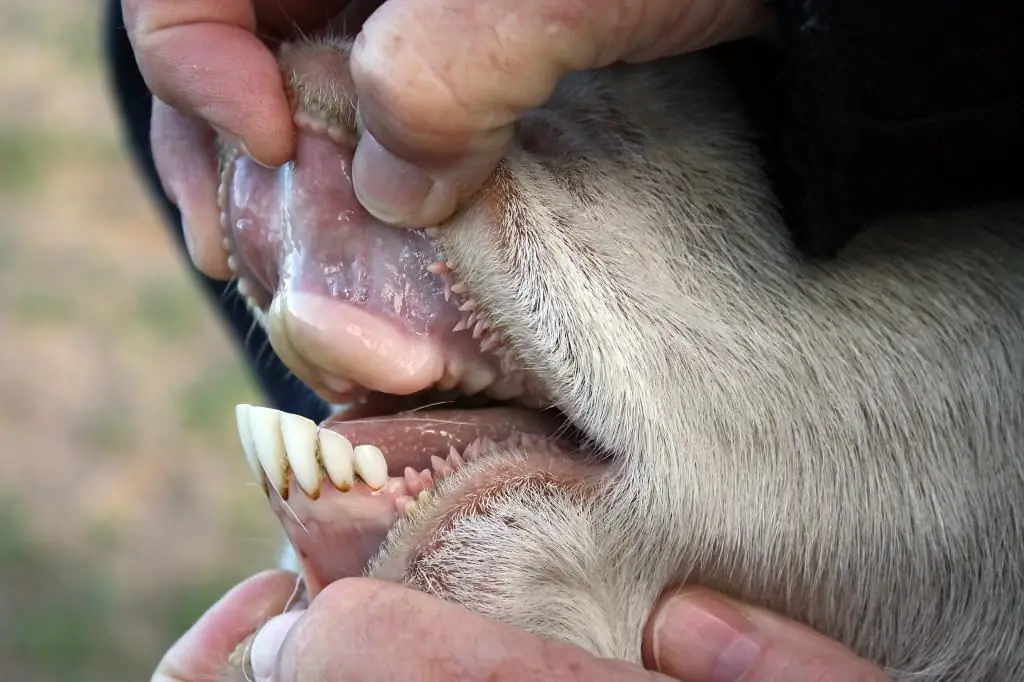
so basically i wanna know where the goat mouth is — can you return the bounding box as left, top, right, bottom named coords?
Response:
left=221, top=36, right=602, bottom=667
left=219, top=128, right=551, bottom=406
left=233, top=396, right=588, bottom=600
left=321, top=393, right=583, bottom=468
left=219, top=124, right=573, bottom=451
left=221, top=122, right=594, bottom=596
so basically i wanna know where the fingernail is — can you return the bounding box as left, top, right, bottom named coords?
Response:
left=241, top=139, right=282, bottom=170
left=352, top=130, right=439, bottom=226
left=216, top=128, right=280, bottom=169
left=250, top=610, right=304, bottom=682
left=650, top=592, right=763, bottom=682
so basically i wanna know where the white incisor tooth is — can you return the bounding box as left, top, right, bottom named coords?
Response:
left=235, top=404, right=262, bottom=484
left=353, top=444, right=388, bottom=490
left=279, top=412, right=321, bottom=497
left=318, top=429, right=355, bottom=490
left=248, top=406, right=288, bottom=494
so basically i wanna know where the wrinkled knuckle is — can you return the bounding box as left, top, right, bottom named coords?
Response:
left=541, top=0, right=604, bottom=70
left=123, top=21, right=183, bottom=88
left=124, top=4, right=178, bottom=44
left=351, top=37, right=474, bottom=140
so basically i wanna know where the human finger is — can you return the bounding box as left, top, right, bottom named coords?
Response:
left=265, top=577, right=673, bottom=681
left=123, top=0, right=350, bottom=167
left=150, top=98, right=233, bottom=280
left=349, top=0, right=771, bottom=227
left=642, top=588, right=895, bottom=682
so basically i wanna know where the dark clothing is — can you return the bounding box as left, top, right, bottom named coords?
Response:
left=717, top=1, right=1024, bottom=257
left=102, top=0, right=1024, bottom=413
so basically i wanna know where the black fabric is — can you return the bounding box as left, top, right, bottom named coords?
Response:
left=102, top=0, right=330, bottom=423
left=720, top=0, right=1024, bottom=258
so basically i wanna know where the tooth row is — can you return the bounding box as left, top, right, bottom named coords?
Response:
left=424, top=255, right=545, bottom=405
left=214, top=152, right=239, bottom=278
left=216, top=155, right=233, bottom=214
left=428, top=261, right=515, bottom=371
left=231, top=276, right=264, bottom=315
left=392, top=428, right=573, bottom=520
left=394, top=444, right=467, bottom=517
left=294, top=109, right=352, bottom=145
left=235, top=404, right=389, bottom=498
left=436, top=271, right=510, bottom=359
left=220, top=230, right=264, bottom=314
left=392, top=433, right=553, bottom=517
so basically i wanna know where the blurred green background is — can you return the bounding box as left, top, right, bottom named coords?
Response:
left=1, top=1, right=282, bottom=679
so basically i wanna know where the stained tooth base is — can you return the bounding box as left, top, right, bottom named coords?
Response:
left=253, top=424, right=564, bottom=605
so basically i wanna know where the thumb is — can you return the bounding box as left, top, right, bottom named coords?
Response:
left=152, top=570, right=300, bottom=682
left=642, top=588, right=895, bottom=682
left=349, top=0, right=771, bottom=228
left=248, top=609, right=305, bottom=682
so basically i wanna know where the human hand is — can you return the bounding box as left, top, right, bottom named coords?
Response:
left=151, top=570, right=299, bottom=682
left=124, top=0, right=772, bottom=280
left=154, top=575, right=894, bottom=682
left=122, top=0, right=372, bottom=278
left=641, top=588, right=895, bottom=681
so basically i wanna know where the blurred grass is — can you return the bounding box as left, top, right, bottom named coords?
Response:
left=0, top=129, right=124, bottom=193
left=133, top=279, right=204, bottom=342
left=15, top=289, right=80, bottom=325
left=0, top=498, right=253, bottom=682
left=179, top=360, right=261, bottom=441
left=0, top=130, right=47, bottom=192
left=0, top=1, right=279, bottom=679
left=71, top=405, right=137, bottom=457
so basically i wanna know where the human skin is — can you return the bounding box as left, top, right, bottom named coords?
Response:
left=122, top=0, right=772, bottom=278
left=151, top=573, right=892, bottom=682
